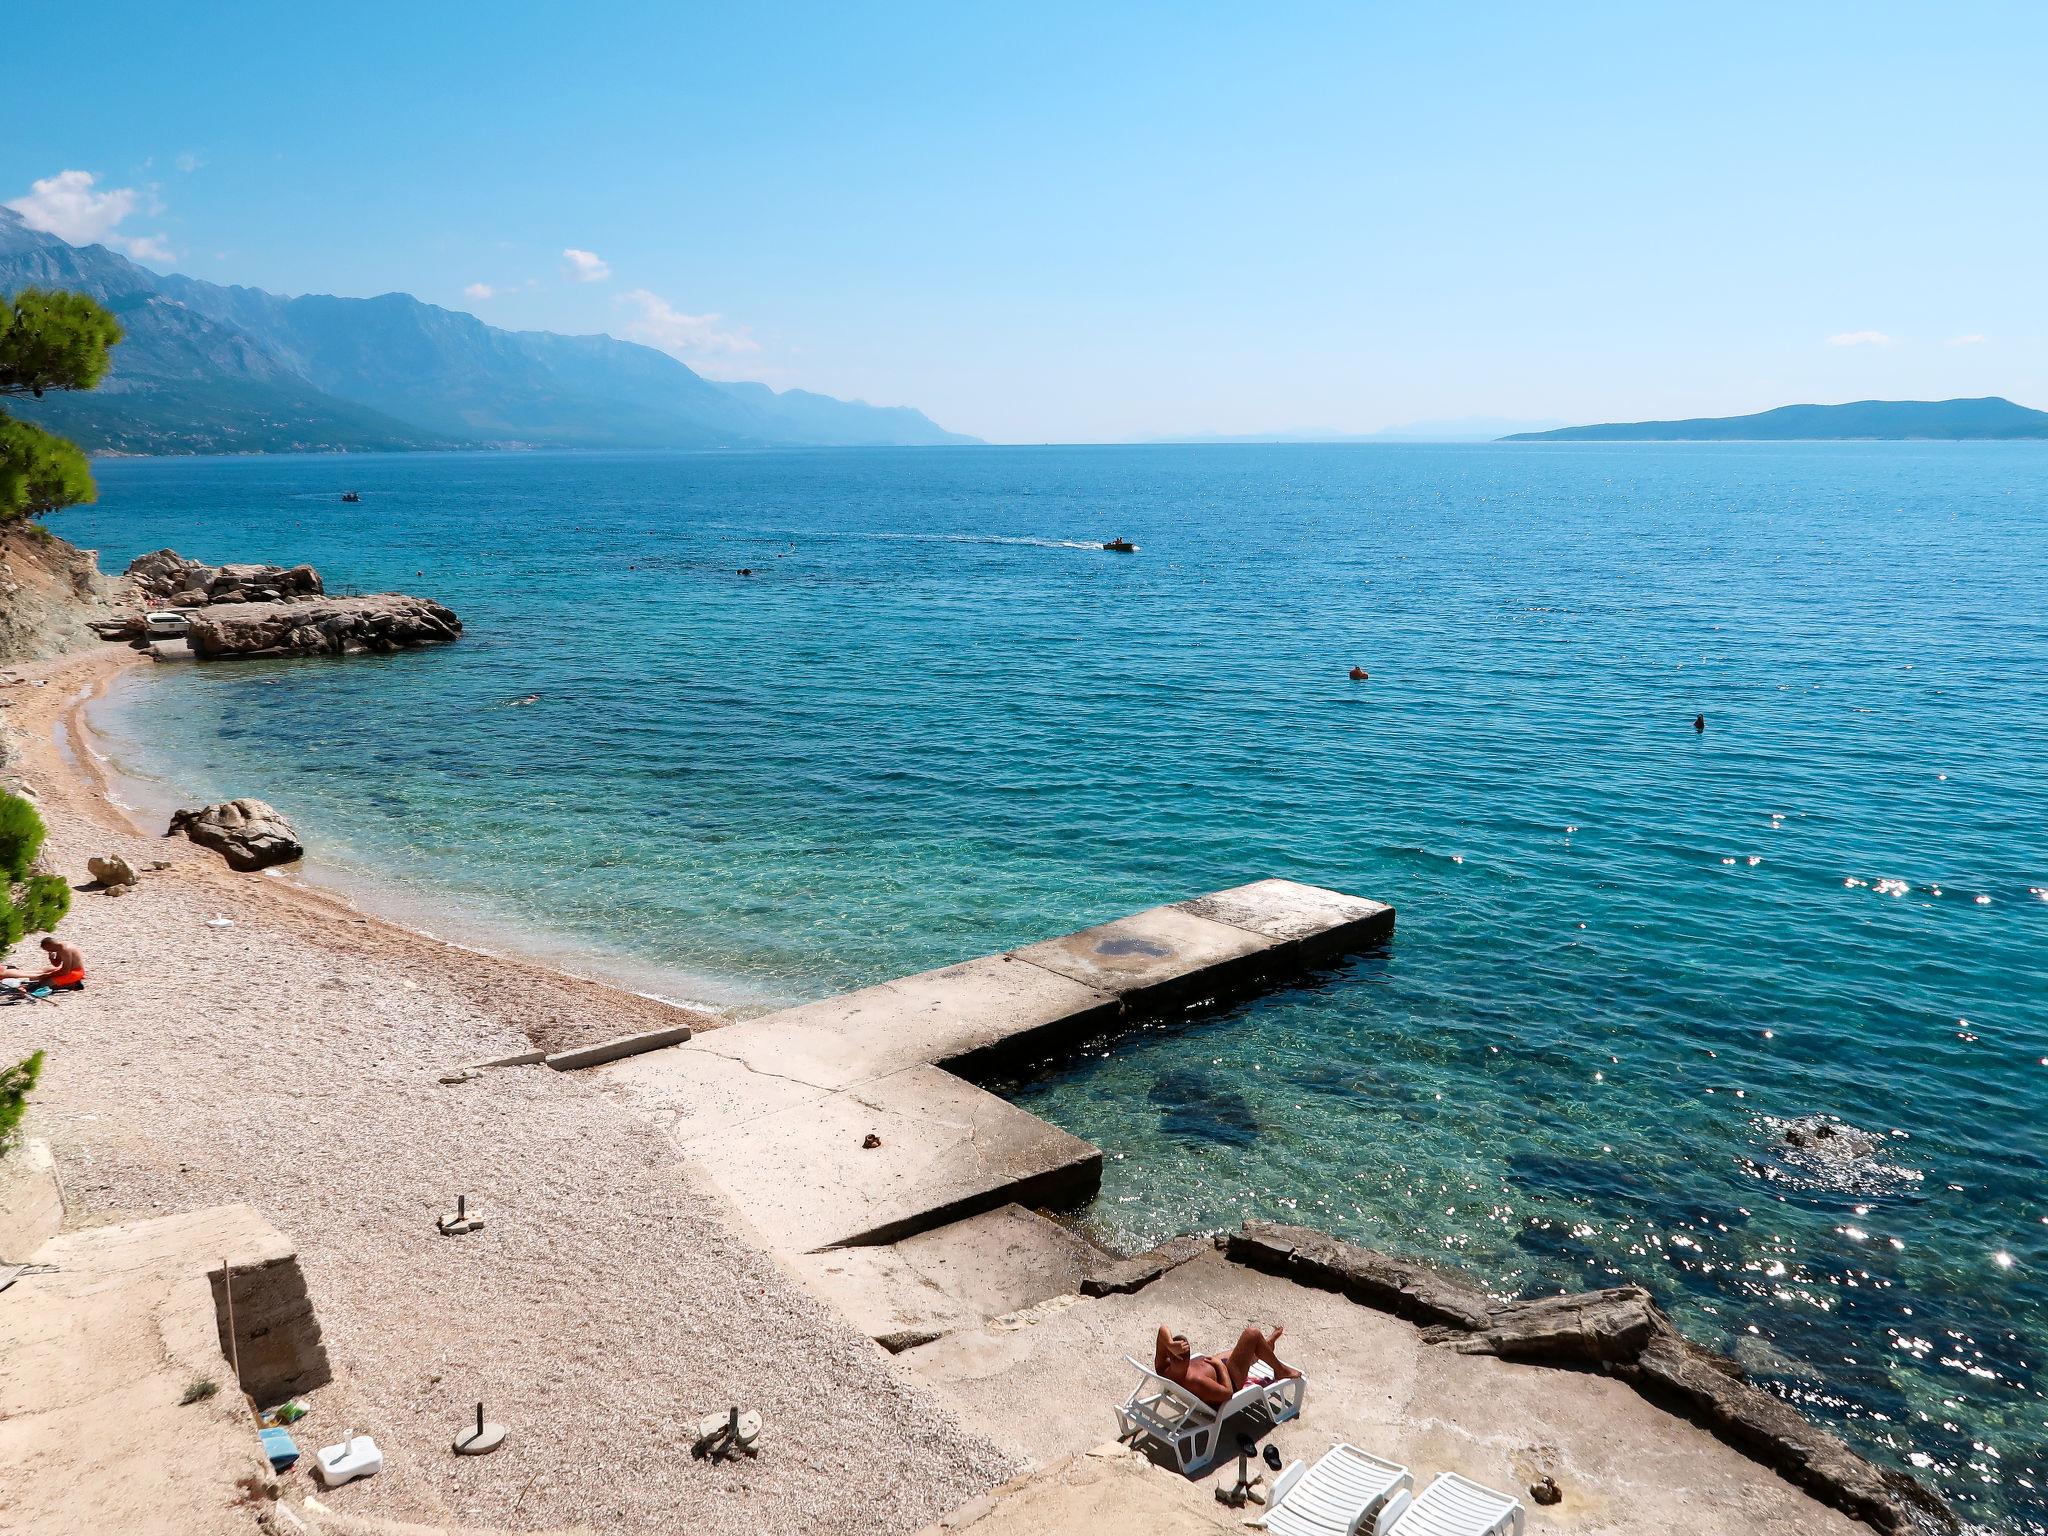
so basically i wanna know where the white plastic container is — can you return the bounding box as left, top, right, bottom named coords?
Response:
left=315, top=1432, right=383, bottom=1487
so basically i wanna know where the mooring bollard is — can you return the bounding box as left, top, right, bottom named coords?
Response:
left=437, top=1193, right=484, bottom=1236
left=453, top=1400, right=506, bottom=1455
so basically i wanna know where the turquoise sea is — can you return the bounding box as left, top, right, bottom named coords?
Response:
left=68, top=445, right=2046, bottom=1529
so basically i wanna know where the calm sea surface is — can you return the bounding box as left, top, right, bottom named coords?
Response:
left=67, top=445, right=2047, bottom=1529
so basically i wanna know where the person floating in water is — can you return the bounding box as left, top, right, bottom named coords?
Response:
left=1694, top=713, right=1706, bottom=732
left=1153, top=1324, right=1300, bottom=1408
left=1349, top=666, right=1369, bottom=681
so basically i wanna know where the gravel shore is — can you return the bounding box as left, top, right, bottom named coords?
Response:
left=1, top=649, right=1015, bottom=1534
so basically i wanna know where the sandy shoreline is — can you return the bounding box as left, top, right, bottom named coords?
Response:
left=1, top=643, right=1014, bottom=1534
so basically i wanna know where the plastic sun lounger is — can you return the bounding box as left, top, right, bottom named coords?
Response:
left=1374, top=1471, right=1525, bottom=1536
left=1113, top=1353, right=1306, bottom=1475
left=1255, top=1443, right=1413, bottom=1536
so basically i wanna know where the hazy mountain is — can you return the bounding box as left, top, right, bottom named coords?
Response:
left=1502, top=398, right=2048, bottom=442
left=0, top=209, right=976, bottom=453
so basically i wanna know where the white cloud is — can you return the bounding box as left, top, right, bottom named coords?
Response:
left=463, top=282, right=497, bottom=300
left=174, top=151, right=203, bottom=174
left=8, top=169, right=137, bottom=244
left=1825, top=330, right=1894, bottom=348
left=562, top=247, right=611, bottom=282
left=5, top=168, right=173, bottom=263
left=122, top=233, right=176, bottom=263
left=1945, top=333, right=1987, bottom=347
left=619, top=288, right=760, bottom=365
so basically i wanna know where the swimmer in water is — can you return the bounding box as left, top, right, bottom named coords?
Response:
left=1349, top=666, right=1369, bottom=681
left=1694, top=713, right=1706, bottom=732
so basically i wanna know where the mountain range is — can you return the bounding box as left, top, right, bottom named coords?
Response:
left=1502, top=397, right=2048, bottom=442
left=0, top=209, right=974, bottom=454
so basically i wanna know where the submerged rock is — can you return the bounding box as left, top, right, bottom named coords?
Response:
left=1780, top=1116, right=1881, bottom=1161
left=168, top=799, right=303, bottom=871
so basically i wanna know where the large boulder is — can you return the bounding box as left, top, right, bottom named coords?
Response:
left=86, top=854, right=138, bottom=890
left=167, top=799, right=303, bottom=871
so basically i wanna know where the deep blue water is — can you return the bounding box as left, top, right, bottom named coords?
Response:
left=65, top=444, right=2047, bottom=1529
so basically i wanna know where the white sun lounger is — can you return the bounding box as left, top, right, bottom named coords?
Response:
left=1373, top=1471, right=1525, bottom=1536
left=1256, top=1442, right=1413, bottom=1536
left=1113, top=1354, right=1306, bottom=1475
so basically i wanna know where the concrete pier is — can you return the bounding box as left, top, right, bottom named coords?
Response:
left=598, top=879, right=1393, bottom=1252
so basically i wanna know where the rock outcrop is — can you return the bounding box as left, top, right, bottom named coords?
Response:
left=0, top=526, right=112, bottom=665
left=167, top=799, right=303, bottom=871
left=1229, top=1221, right=1956, bottom=1536
left=100, top=551, right=461, bottom=661
left=184, top=594, right=461, bottom=660
left=1224, top=1218, right=1494, bottom=1330
left=123, top=549, right=323, bottom=607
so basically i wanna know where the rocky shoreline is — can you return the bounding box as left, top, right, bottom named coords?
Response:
left=93, top=548, right=461, bottom=660
left=1228, top=1223, right=1955, bottom=1536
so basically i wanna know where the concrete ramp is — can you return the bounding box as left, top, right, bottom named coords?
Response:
left=602, top=880, right=1393, bottom=1254
left=0, top=1203, right=328, bottom=1535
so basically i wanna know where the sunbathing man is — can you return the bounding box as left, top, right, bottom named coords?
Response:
left=3, top=935, right=86, bottom=991
left=1155, top=1324, right=1301, bottom=1408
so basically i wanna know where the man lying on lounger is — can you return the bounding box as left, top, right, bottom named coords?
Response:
left=2, top=936, right=86, bottom=993
left=1155, top=1324, right=1301, bottom=1407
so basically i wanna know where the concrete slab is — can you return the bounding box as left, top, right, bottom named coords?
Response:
left=0, top=1204, right=313, bottom=1535
left=1008, top=903, right=1275, bottom=1009
left=601, top=1032, right=835, bottom=1135
left=794, top=1204, right=1113, bottom=1347
left=900, top=1251, right=1863, bottom=1536
left=919, top=1444, right=1235, bottom=1534
left=601, top=881, right=1395, bottom=1257
left=0, top=1136, right=64, bottom=1261
left=1175, top=878, right=1394, bottom=955
left=683, top=1067, right=1104, bottom=1251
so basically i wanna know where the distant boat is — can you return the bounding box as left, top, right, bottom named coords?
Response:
left=340, top=491, right=361, bottom=503
left=1103, top=537, right=1138, bottom=553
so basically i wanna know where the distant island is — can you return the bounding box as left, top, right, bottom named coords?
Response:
left=0, top=208, right=976, bottom=455
left=1502, top=397, right=2048, bottom=442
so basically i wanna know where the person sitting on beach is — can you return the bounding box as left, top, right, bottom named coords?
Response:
left=1154, top=1324, right=1300, bottom=1408
left=2, top=936, right=86, bottom=992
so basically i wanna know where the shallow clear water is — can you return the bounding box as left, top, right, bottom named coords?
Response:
left=66, top=444, right=2048, bottom=1528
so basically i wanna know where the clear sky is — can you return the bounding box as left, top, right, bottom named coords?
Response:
left=7, top=2, right=2045, bottom=442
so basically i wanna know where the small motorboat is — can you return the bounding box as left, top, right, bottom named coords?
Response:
left=1102, top=537, right=1138, bottom=553
left=340, top=491, right=361, bottom=503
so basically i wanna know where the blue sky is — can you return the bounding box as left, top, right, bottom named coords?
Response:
left=7, top=2, right=2045, bottom=442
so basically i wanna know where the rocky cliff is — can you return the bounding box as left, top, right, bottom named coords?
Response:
left=0, top=527, right=113, bottom=666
